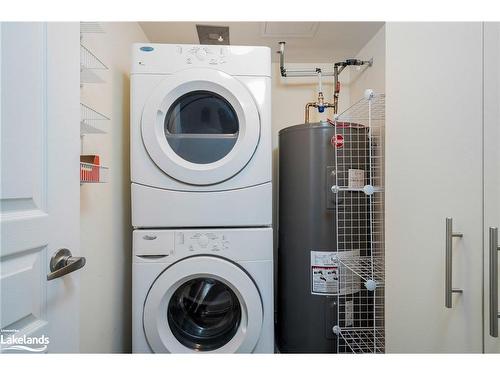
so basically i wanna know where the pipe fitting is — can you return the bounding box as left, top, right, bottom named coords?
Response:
left=304, top=97, right=335, bottom=123
left=317, top=92, right=325, bottom=113
left=277, top=42, right=373, bottom=118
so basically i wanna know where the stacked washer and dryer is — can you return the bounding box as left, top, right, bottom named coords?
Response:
left=130, top=44, right=273, bottom=353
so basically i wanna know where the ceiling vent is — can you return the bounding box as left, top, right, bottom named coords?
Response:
left=261, top=22, right=319, bottom=38
left=196, top=25, right=230, bottom=45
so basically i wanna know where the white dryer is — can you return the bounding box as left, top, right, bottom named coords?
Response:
left=132, top=228, right=274, bottom=353
left=130, top=44, right=272, bottom=228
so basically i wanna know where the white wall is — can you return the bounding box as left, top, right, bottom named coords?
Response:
left=79, top=22, right=148, bottom=353
left=349, top=24, right=386, bottom=102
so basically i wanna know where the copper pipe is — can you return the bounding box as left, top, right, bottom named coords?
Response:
left=304, top=101, right=335, bottom=124
left=305, top=102, right=315, bottom=124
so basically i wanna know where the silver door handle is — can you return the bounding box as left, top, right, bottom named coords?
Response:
left=489, top=227, right=500, bottom=337
left=47, top=248, right=86, bottom=281
left=445, top=217, right=463, bottom=308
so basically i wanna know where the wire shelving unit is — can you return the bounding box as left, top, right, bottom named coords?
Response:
left=80, top=43, right=108, bottom=83
left=80, top=103, right=109, bottom=135
left=80, top=22, right=107, bottom=84
left=80, top=162, right=109, bottom=184
left=80, top=22, right=105, bottom=34
left=332, top=90, right=385, bottom=353
left=79, top=22, right=109, bottom=185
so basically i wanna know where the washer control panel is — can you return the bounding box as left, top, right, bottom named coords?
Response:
left=175, top=231, right=230, bottom=253
left=134, top=228, right=272, bottom=262
left=177, top=45, right=229, bottom=66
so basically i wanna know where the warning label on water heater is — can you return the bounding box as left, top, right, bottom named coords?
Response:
left=310, top=251, right=339, bottom=295
left=348, top=169, right=365, bottom=189
left=310, top=250, right=362, bottom=296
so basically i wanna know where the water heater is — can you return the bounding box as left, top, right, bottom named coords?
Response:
left=277, top=121, right=371, bottom=353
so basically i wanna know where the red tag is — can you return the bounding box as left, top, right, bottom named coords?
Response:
left=332, top=134, right=344, bottom=148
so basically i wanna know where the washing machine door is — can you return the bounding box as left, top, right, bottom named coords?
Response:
left=141, top=68, right=260, bottom=185
left=143, top=256, right=263, bottom=353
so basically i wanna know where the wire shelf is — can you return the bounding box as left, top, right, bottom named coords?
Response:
left=334, top=93, right=385, bottom=125
left=338, top=255, right=385, bottom=287
left=80, top=162, right=109, bottom=183
left=333, top=90, right=385, bottom=354
left=336, top=327, right=385, bottom=354
left=80, top=103, right=109, bottom=135
left=80, top=22, right=105, bottom=34
left=80, top=44, right=107, bottom=83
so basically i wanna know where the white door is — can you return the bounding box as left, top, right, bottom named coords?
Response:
left=484, top=22, right=500, bottom=353
left=141, top=68, right=260, bottom=185
left=0, top=23, right=81, bottom=352
left=385, top=23, right=484, bottom=353
left=143, top=256, right=263, bottom=353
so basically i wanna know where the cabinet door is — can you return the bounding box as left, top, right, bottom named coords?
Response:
left=484, top=22, right=500, bottom=353
left=385, top=23, right=484, bottom=353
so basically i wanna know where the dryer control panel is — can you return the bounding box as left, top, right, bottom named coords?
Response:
left=131, top=43, right=271, bottom=77
left=180, top=45, right=229, bottom=66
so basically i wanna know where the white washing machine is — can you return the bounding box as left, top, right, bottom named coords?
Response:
left=132, top=227, right=274, bottom=353
left=130, top=44, right=272, bottom=228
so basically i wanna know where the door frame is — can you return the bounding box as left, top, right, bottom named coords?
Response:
left=483, top=21, right=500, bottom=353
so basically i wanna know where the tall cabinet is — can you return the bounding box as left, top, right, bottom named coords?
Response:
left=385, top=22, right=500, bottom=353
left=483, top=22, right=500, bottom=354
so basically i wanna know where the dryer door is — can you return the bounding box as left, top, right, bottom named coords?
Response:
left=141, top=68, right=260, bottom=185
left=143, top=256, right=263, bottom=353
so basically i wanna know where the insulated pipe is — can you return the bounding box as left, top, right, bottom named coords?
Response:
left=333, top=65, right=340, bottom=114
left=278, top=42, right=372, bottom=78
left=277, top=42, right=373, bottom=118
left=317, top=70, right=323, bottom=94
left=304, top=69, right=334, bottom=123
left=278, top=42, right=335, bottom=77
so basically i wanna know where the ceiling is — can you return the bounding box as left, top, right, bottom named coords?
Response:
left=139, top=22, right=384, bottom=63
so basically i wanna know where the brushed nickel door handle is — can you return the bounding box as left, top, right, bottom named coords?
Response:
left=445, top=217, right=463, bottom=308
left=47, top=248, right=86, bottom=281
left=489, top=227, right=500, bottom=337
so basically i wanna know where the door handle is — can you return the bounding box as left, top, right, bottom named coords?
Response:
left=489, top=227, right=500, bottom=337
left=47, top=248, right=86, bottom=281
left=445, top=217, right=463, bottom=308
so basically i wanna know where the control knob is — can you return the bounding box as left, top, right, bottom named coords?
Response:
left=198, top=234, right=209, bottom=247
left=196, top=49, right=207, bottom=61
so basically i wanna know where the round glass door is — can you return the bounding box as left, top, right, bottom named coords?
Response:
left=167, top=277, right=241, bottom=351
left=164, top=91, right=239, bottom=164
left=141, top=68, right=260, bottom=185
left=142, top=256, right=263, bottom=353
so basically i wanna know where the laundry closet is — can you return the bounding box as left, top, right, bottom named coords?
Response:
left=0, top=21, right=499, bottom=355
